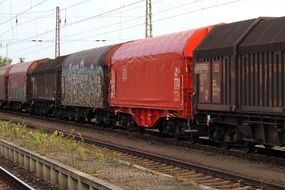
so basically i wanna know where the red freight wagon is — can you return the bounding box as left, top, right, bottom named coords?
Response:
left=0, top=65, right=13, bottom=108
left=8, top=59, right=49, bottom=111
left=110, top=26, right=213, bottom=135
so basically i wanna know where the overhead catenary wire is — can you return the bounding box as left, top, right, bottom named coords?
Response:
left=1, top=0, right=147, bottom=48
left=61, top=0, right=94, bottom=10
left=0, top=0, right=95, bottom=41
left=0, top=10, right=55, bottom=38
left=66, top=15, right=144, bottom=38
left=154, top=0, right=242, bottom=22
left=155, top=0, right=206, bottom=14
left=0, top=0, right=48, bottom=27
left=63, top=0, right=241, bottom=43
left=2, top=0, right=163, bottom=46
left=0, top=8, right=54, bottom=15
left=9, top=37, right=132, bottom=58
left=0, top=0, right=94, bottom=30
left=0, top=28, right=10, bottom=37
left=65, top=0, right=206, bottom=40
left=0, top=0, right=50, bottom=50
left=11, top=44, right=54, bottom=59
left=1, top=39, right=52, bottom=43
left=62, top=0, right=145, bottom=28
left=7, top=0, right=241, bottom=60
left=63, top=0, right=163, bottom=38
left=15, top=11, right=54, bottom=27
left=8, top=28, right=54, bottom=45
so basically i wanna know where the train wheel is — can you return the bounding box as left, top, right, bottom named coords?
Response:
left=242, top=142, right=254, bottom=153
left=126, top=120, right=133, bottom=130
left=94, top=119, right=102, bottom=125
left=158, top=126, right=164, bottom=134
left=68, top=112, right=74, bottom=121
left=221, top=144, right=230, bottom=150
left=87, top=116, right=92, bottom=122
left=56, top=111, right=60, bottom=119
left=103, top=114, right=111, bottom=127
left=136, top=127, right=145, bottom=135
left=158, top=126, right=167, bottom=137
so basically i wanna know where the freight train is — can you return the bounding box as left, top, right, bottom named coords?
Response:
left=0, top=17, right=285, bottom=151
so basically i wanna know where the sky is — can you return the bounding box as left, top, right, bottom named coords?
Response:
left=0, top=0, right=284, bottom=64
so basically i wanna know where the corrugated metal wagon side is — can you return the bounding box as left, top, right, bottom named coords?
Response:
left=60, top=45, right=119, bottom=122
left=0, top=65, right=13, bottom=108
left=238, top=17, right=285, bottom=113
left=30, top=56, right=65, bottom=116
left=110, top=26, right=213, bottom=137
left=7, top=59, right=48, bottom=111
left=194, top=17, right=285, bottom=147
left=194, top=18, right=261, bottom=111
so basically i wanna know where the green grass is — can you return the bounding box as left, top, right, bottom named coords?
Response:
left=0, top=121, right=119, bottom=165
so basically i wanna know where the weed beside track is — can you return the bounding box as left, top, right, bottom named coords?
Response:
left=0, top=121, right=119, bottom=165
left=0, top=121, right=196, bottom=190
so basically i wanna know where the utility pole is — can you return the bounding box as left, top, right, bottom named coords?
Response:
left=5, top=44, right=8, bottom=58
left=1, top=1, right=3, bottom=24
left=145, top=0, right=152, bottom=38
left=55, top=6, right=60, bottom=58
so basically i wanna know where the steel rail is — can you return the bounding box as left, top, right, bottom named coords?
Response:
left=77, top=135, right=285, bottom=190
left=1, top=110, right=284, bottom=167
left=0, top=166, right=35, bottom=190
left=1, top=111, right=285, bottom=189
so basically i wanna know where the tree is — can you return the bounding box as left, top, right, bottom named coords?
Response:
left=19, top=57, right=25, bottom=63
left=0, top=56, right=12, bottom=67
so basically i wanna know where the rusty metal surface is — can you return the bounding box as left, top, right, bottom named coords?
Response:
left=61, top=46, right=112, bottom=108
left=239, top=17, right=285, bottom=53
left=194, top=17, right=285, bottom=115
left=0, top=66, right=13, bottom=101
left=27, top=58, right=50, bottom=75
left=8, top=61, right=33, bottom=102
left=8, top=59, right=48, bottom=102
left=34, top=57, right=64, bottom=73
left=31, top=71, right=57, bottom=101
left=238, top=52, right=285, bottom=109
left=194, top=19, right=264, bottom=111
left=195, top=60, right=222, bottom=104
left=238, top=17, right=285, bottom=111
left=194, top=19, right=257, bottom=58
left=31, top=57, right=66, bottom=102
left=195, top=62, right=210, bottom=104
left=0, top=67, right=6, bottom=101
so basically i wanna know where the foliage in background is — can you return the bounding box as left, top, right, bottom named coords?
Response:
left=0, top=56, right=12, bottom=67
left=19, top=57, right=25, bottom=63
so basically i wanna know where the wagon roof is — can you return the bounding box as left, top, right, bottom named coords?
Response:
left=239, top=17, right=285, bottom=53
left=33, top=56, right=67, bottom=74
left=9, top=61, right=33, bottom=75
left=111, top=28, right=209, bottom=62
left=62, top=45, right=114, bottom=69
left=193, top=17, right=280, bottom=57
left=0, top=65, right=14, bottom=77
left=9, top=58, right=50, bottom=76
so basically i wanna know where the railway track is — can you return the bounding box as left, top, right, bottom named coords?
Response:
left=0, top=166, right=34, bottom=190
left=2, top=111, right=284, bottom=167
left=79, top=136, right=284, bottom=190
left=1, top=112, right=285, bottom=190
left=22, top=127, right=285, bottom=189
left=129, top=129, right=285, bottom=167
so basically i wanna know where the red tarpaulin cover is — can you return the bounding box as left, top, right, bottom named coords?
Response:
left=111, top=30, right=196, bottom=109
left=110, top=27, right=212, bottom=127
